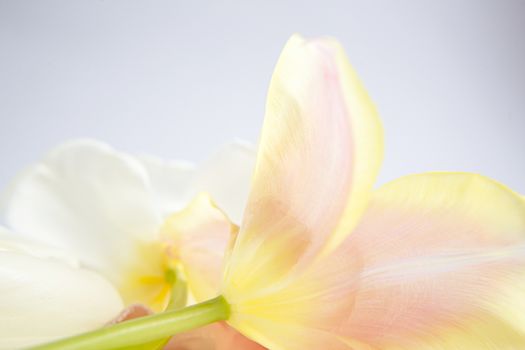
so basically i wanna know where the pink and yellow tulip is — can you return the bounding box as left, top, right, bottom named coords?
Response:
left=217, top=34, right=525, bottom=349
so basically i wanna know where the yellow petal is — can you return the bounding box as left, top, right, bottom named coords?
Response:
left=224, top=34, right=383, bottom=303
left=162, top=193, right=237, bottom=302
left=119, top=241, right=177, bottom=312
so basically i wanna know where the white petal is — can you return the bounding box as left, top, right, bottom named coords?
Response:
left=138, top=140, right=256, bottom=225
left=0, top=248, right=123, bottom=349
left=1, top=139, right=162, bottom=284
left=0, top=226, right=78, bottom=266
left=193, top=140, right=256, bottom=224
left=136, top=154, right=196, bottom=217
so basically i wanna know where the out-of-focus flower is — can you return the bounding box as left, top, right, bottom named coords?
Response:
left=0, top=139, right=256, bottom=349
left=214, top=35, right=525, bottom=349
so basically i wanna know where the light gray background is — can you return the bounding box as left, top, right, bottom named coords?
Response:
left=1, top=1, right=524, bottom=192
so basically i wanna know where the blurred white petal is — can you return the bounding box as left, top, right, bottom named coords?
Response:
left=193, top=140, right=256, bottom=224
left=136, top=154, right=196, bottom=217
left=138, top=140, right=256, bottom=224
left=1, top=139, right=162, bottom=284
left=0, top=234, right=123, bottom=349
left=0, top=226, right=78, bottom=267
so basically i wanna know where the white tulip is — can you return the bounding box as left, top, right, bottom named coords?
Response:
left=0, top=139, right=255, bottom=349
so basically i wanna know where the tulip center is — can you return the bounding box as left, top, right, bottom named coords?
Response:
left=119, top=240, right=187, bottom=312
left=117, top=194, right=224, bottom=313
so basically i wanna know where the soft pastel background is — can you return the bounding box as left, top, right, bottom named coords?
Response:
left=0, top=0, right=524, bottom=192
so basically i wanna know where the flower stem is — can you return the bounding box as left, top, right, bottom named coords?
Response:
left=29, top=296, right=230, bottom=350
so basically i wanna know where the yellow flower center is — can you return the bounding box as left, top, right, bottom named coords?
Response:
left=117, top=193, right=227, bottom=312
left=119, top=239, right=185, bottom=312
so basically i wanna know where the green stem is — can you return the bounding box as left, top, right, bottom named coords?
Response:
left=29, top=296, right=230, bottom=350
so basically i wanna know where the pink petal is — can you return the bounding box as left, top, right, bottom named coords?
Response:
left=225, top=173, right=525, bottom=349
left=166, top=322, right=265, bottom=350
left=109, top=304, right=152, bottom=324
left=337, top=173, right=525, bottom=348
left=224, top=34, right=383, bottom=302
left=162, top=193, right=237, bottom=302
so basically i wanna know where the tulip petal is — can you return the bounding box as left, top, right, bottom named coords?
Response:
left=162, top=194, right=237, bottom=302
left=225, top=173, right=525, bottom=349
left=338, top=173, right=525, bottom=348
left=0, top=231, right=123, bottom=349
left=138, top=141, right=256, bottom=225
left=109, top=304, right=153, bottom=324
left=225, top=236, right=362, bottom=350
left=224, top=35, right=382, bottom=300
left=136, top=154, right=196, bottom=217
left=166, top=322, right=266, bottom=350
left=1, top=139, right=162, bottom=285
left=193, top=141, right=256, bottom=225
left=0, top=226, right=78, bottom=265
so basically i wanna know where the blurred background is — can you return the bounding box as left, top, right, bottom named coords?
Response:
left=0, top=0, right=524, bottom=192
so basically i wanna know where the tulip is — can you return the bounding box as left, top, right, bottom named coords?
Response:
left=0, top=140, right=257, bottom=349
left=222, top=34, right=525, bottom=349
left=29, top=34, right=525, bottom=350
